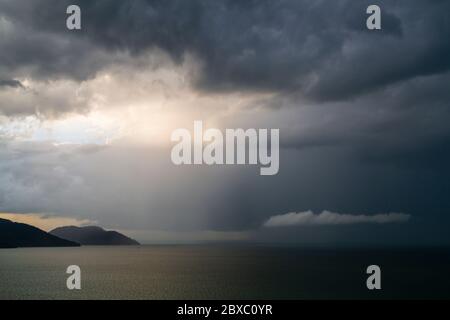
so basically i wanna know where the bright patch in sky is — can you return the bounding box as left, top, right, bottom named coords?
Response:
left=0, top=213, right=94, bottom=232
left=31, top=113, right=121, bottom=145
left=1, top=113, right=121, bottom=145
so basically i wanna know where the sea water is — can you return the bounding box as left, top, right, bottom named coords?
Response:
left=0, top=245, right=449, bottom=299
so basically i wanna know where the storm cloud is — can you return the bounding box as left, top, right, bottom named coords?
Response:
left=1, top=0, right=449, bottom=100
left=1, top=1, right=450, bottom=245
left=0, top=79, right=24, bottom=88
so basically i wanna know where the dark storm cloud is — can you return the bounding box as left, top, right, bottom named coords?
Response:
left=281, top=71, right=450, bottom=142
left=1, top=0, right=450, bottom=245
left=1, top=0, right=449, bottom=100
left=0, top=79, right=24, bottom=88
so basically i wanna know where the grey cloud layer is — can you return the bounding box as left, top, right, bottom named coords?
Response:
left=1, top=1, right=450, bottom=244
left=1, top=0, right=449, bottom=100
left=0, top=79, right=24, bottom=88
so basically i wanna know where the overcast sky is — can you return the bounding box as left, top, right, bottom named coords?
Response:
left=1, top=0, right=450, bottom=245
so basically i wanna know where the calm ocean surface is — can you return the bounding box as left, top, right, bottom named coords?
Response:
left=1, top=245, right=449, bottom=300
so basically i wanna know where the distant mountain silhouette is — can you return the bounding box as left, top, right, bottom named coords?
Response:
left=0, top=218, right=80, bottom=248
left=50, top=226, right=140, bottom=246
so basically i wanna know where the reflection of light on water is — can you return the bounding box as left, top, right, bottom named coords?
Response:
left=1, top=246, right=448, bottom=299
